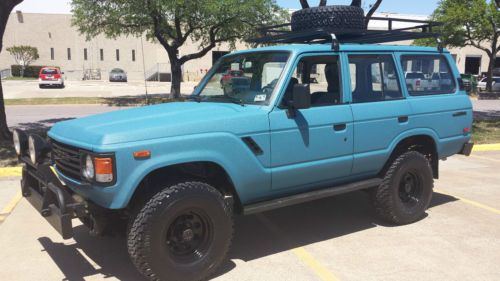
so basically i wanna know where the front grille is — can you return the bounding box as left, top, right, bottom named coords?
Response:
left=51, top=139, right=82, bottom=181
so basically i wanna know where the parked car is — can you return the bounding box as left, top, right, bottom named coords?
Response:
left=477, top=76, right=500, bottom=92
left=430, top=72, right=453, bottom=91
left=219, top=69, right=251, bottom=95
left=109, top=68, right=127, bottom=82
left=38, top=67, right=64, bottom=88
left=14, top=44, right=473, bottom=281
left=404, top=72, right=430, bottom=92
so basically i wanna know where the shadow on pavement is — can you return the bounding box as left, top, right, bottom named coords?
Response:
left=37, top=191, right=457, bottom=281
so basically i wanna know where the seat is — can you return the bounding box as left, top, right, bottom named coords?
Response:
left=310, top=64, right=340, bottom=106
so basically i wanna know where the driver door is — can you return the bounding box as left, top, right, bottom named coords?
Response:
left=269, top=54, right=354, bottom=191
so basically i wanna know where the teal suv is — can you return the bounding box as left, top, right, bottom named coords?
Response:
left=14, top=44, right=473, bottom=281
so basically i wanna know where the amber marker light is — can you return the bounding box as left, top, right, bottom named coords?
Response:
left=134, top=150, right=151, bottom=159
left=94, top=157, right=114, bottom=183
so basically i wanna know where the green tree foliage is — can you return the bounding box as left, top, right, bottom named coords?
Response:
left=6, top=45, right=40, bottom=77
left=71, top=0, right=287, bottom=99
left=414, top=0, right=500, bottom=91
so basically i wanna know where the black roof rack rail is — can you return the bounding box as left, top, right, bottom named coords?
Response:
left=249, top=16, right=442, bottom=48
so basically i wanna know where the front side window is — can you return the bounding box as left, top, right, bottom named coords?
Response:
left=401, top=55, right=456, bottom=95
left=348, top=55, right=402, bottom=103
left=283, top=55, right=342, bottom=107
left=195, top=52, right=289, bottom=105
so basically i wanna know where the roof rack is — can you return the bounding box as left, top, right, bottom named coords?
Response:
left=249, top=17, right=442, bottom=51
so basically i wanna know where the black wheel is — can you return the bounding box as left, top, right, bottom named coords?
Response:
left=291, top=5, right=365, bottom=32
left=372, top=151, right=434, bottom=225
left=127, top=182, right=233, bottom=281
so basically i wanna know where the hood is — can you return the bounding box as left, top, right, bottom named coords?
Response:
left=48, top=102, right=266, bottom=147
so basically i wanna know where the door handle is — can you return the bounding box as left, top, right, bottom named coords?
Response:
left=333, top=124, right=347, bottom=131
left=398, top=116, right=409, bottom=123
left=453, top=111, right=467, bottom=117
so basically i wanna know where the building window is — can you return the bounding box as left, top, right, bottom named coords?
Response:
left=116, top=49, right=120, bottom=61
left=100, top=49, right=104, bottom=61
left=132, top=49, right=136, bottom=62
left=67, top=48, right=71, bottom=60
left=50, top=48, right=54, bottom=60
left=84, top=48, right=88, bottom=61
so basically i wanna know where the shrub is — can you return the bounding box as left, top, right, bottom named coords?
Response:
left=11, top=65, right=60, bottom=78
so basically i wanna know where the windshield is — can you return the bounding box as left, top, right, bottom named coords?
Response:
left=111, top=69, right=124, bottom=73
left=194, top=52, right=290, bottom=105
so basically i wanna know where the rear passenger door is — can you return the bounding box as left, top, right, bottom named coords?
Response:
left=399, top=53, right=472, bottom=156
left=346, top=54, right=412, bottom=176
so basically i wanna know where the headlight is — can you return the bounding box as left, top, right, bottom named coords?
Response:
left=28, top=136, right=36, bottom=163
left=28, top=134, right=49, bottom=164
left=12, top=129, right=28, bottom=156
left=83, top=155, right=95, bottom=180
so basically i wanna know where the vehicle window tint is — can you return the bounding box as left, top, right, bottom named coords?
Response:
left=41, top=69, right=57, bottom=74
left=401, top=55, right=456, bottom=95
left=348, top=55, right=402, bottom=103
left=284, top=55, right=342, bottom=107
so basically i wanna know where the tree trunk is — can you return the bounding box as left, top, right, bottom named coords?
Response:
left=0, top=75, right=11, bottom=140
left=0, top=0, right=23, bottom=141
left=21, top=65, right=25, bottom=77
left=170, top=59, right=183, bottom=99
left=486, top=53, right=496, bottom=92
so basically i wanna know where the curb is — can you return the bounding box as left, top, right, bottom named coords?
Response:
left=473, top=143, right=500, bottom=152
left=0, top=167, right=22, bottom=178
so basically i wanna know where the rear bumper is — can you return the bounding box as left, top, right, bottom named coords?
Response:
left=39, top=79, right=63, bottom=85
left=20, top=161, right=86, bottom=239
left=459, top=142, right=474, bottom=156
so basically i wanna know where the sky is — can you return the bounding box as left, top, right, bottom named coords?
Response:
left=14, top=0, right=440, bottom=16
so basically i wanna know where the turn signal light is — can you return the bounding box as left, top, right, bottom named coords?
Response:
left=133, top=150, right=151, bottom=159
left=463, top=127, right=471, bottom=134
left=94, top=157, right=113, bottom=183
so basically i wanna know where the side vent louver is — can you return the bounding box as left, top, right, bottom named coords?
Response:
left=242, top=137, right=263, bottom=156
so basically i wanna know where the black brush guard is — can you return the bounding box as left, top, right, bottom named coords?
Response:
left=20, top=158, right=86, bottom=239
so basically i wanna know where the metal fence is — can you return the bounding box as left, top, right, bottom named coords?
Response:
left=0, top=69, right=12, bottom=79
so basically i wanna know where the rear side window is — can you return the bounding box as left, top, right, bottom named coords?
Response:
left=400, top=55, right=456, bottom=95
left=348, top=55, right=402, bottom=103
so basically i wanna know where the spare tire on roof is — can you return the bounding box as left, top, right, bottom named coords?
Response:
left=291, top=5, right=365, bottom=32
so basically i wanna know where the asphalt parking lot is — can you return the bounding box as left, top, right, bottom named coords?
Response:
left=0, top=151, right=499, bottom=281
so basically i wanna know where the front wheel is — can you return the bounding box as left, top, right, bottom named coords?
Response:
left=371, top=151, right=434, bottom=225
left=127, top=181, right=233, bottom=281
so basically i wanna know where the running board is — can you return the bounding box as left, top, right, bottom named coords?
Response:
left=243, top=178, right=382, bottom=215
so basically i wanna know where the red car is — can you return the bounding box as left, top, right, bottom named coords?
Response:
left=220, top=69, right=244, bottom=86
left=39, top=67, right=65, bottom=88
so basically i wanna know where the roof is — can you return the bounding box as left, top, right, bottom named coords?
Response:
left=231, top=44, right=447, bottom=56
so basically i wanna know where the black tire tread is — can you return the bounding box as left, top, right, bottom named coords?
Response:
left=373, top=151, right=434, bottom=225
left=291, top=5, right=365, bottom=32
left=127, top=181, right=233, bottom=281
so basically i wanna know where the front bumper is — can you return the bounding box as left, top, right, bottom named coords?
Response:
left=20, top=160, right=86, bottom=239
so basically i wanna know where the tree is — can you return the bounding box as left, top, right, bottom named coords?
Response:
left=72, top=0, right=286, bottom=99
left=415, top=0, right=500, bottom=91
left=6, top=45, right=39, bottom=77
left=0, top=0, right=23, bottom=141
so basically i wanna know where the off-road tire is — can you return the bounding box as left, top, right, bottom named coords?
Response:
left=291, top=5, right=365, bottom=32
left=127, top=182, right=233, bottom=281
left=372, top=151, right=434, bottom=225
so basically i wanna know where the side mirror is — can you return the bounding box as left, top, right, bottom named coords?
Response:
left=287, top=84, right=310, bottom=118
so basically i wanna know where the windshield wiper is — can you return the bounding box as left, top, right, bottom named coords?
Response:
left=205, top=95, right=245, bottom=106
left=187, top=96, right=203, bottom=103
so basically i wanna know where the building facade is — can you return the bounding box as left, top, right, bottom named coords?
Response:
left=1, top=11, right=499, bottom=81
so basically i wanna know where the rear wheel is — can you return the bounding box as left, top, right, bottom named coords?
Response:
left=127, top=181, right=233, bottom=281
left=372, top=151, right=434, bottom=225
